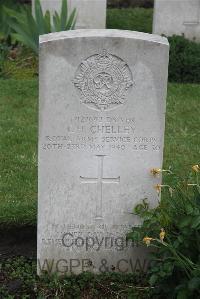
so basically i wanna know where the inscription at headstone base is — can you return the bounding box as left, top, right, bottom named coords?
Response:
left=38, top=29, right=169, bottom=275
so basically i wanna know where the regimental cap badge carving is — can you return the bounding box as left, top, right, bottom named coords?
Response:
left=73, top=50, right=133, bottom=111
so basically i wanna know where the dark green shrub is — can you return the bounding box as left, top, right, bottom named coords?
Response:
left=168, top=35, right=200, bottom=83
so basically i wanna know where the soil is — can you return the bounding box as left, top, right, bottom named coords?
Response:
left=0, top=226, right=36, bottom=260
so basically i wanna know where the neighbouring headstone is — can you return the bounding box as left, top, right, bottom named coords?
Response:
left=38, top=29, right=169, bottom=275
left=32, top=0, right=107, bottom=29
left=153, top=0, right=200, bottom=42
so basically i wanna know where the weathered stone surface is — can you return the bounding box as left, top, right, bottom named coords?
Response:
left=32, top=0, right=107, bottom=29
left=153, top=0, right=200, bottom=42
left=38, top=29, right=169, bottom=275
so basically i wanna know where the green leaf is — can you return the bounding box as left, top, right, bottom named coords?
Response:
left=185, top=203, right=194, bottom=214
left=177, top=235, right=184, bottom=243
left=3, top=6, right=26, bottom=24
left=188, top=277, right=200, bottom=290
left=34, top=0, right=46, bottom=34
left=13, top=33, right=38, bottom=54
left=191, top=216, right=200, bottom=229
left=26, top=7, right=38, bottom=44
left=44, top=10, right=51, bottom=33
left=66, top=8, right=76, bottom=30
left=53, top=11, right=60, bottom=32
left=149, top=274, right=158, bottom=285
left=163, top=262, right=174, bottom=273
left=7, top=19, right=38, bottom=53
left=178, top=216, right=192, bottom=228
left=60, top=0, right=68, bottom=30
left=71, top=16, right=77, bottom=30
left=177, top=289, right=188, bottom=299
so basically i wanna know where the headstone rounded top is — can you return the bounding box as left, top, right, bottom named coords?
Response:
left=39, top=29, right=169, bottom=46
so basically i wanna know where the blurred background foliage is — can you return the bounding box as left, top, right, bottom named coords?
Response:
left=0, top=0, right=200, bottom=83
left=5, top=0, right=154, bottom=8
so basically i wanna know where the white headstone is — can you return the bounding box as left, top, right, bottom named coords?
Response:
left=153, top=0, right=200, bottom=42
left=32, top=0, right=107, bottom=29
left=38, top=29, right=169, bottom=275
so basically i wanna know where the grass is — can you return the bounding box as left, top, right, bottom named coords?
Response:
left=0, top=79, right=199, bottom=227
left=163, top=84, right=200, bottom=177
left=0, top=79, right=38, bottom=227
left=5, top=52, right=38, bottom=80
left=1, top=46, right=38, bottom=80
left=107, top=8, right=153, bottom=33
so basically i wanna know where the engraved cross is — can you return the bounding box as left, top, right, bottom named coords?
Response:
left=80, top=155, right=120, bottom=220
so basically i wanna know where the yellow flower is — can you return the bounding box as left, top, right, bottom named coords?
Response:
left=150, top=168, right=162, bottom=177
left=159, top=228, right=165, bottom=243
left=143, top=236, right=154, bottom=246
left=154, top=184, right=162, bottom=194
left=192, top=165, right=200, bottom=173
left=154, top=184, right=172, bottom=195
